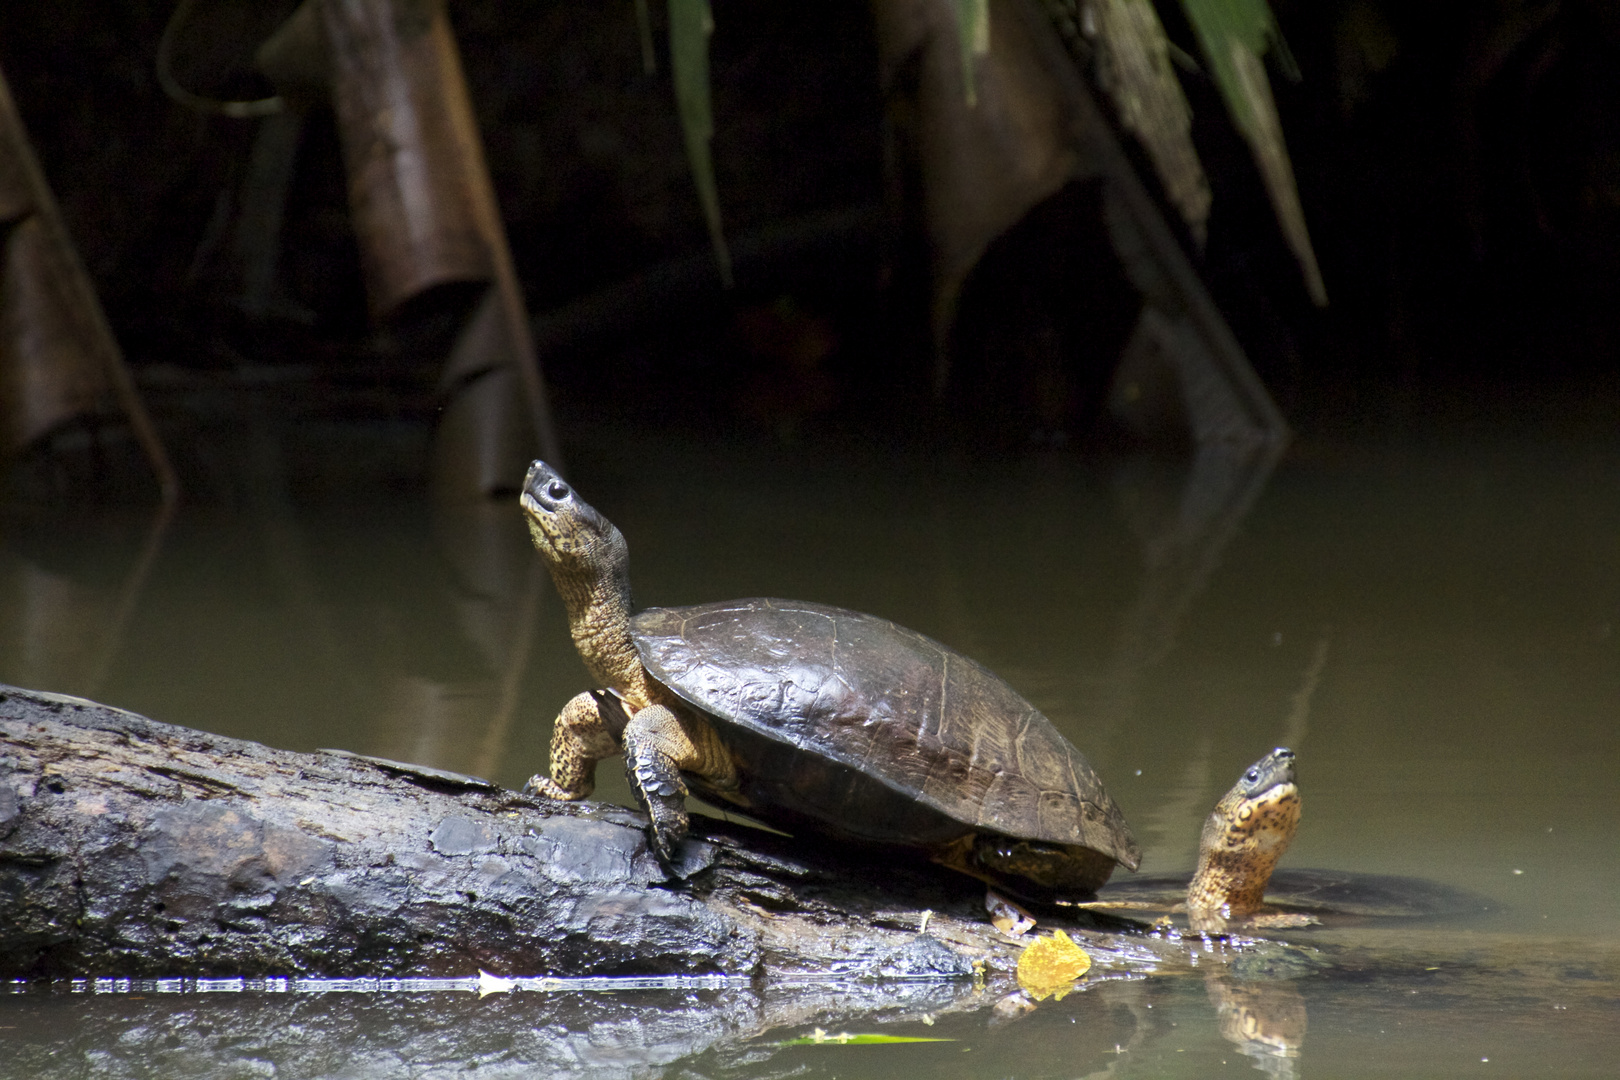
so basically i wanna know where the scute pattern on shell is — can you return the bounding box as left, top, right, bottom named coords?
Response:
left=630, top=599, right=1139, bottom=867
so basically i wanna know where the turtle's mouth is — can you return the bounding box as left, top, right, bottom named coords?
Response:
left=1250, top=775, right=1293, bottom=798
left=1252, top=781, right=1299, bottom=809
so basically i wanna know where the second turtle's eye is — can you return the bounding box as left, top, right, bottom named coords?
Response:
left=546, top=480, right=570, bottom=500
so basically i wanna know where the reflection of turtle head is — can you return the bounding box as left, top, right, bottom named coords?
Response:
left=521, top=461, right=630, bottom=598
left=1188, top=748, right=1302, bottom=930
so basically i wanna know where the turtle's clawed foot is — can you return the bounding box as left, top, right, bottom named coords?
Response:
left=525, top=774, right=585, bottom=801
left=627, top=739, right=690, bottom=864
left=634, top=767, right=690, bottom=865
left=623, top=705, right=693, bottom=866
left=528, top=692, right=618, bottom=801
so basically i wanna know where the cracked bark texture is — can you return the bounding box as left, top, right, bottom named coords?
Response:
left=0, top=684, right=1176, bottom=986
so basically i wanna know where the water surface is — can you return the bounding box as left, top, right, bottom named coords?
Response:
left=3, top=414, right=1616, bottom=1077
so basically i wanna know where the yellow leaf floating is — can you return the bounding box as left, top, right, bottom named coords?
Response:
left=1016, top=929, right=1092, bottom=1002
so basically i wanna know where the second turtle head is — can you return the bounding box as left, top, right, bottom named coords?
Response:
left=1233, top=747, right=1296, bottom=799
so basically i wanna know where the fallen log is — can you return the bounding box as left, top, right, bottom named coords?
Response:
left=0, top=683, right=1173, bottom=988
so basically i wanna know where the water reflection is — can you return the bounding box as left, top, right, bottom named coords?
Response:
left=381, top=500, right=547, bottom=779
left=2, top=410, right=1618, bottom=1076
left=0, top=539, right=120, bottom=691
left=1206, top=975, right=1307, bottom=1079
left=0, top=502, right=170, bottom=696
left=0, top=975, right=1008, bottom=1080
left=0, top=427, right=548, bottom=778
left=1103, top=439, right=1284, bottom=734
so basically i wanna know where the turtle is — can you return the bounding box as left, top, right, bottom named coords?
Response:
left=1185, top=746, right=1307, bottom=933
left=517, top=459, right=1141, bottom=895
left=1075, top=747, right=1485, bottom=933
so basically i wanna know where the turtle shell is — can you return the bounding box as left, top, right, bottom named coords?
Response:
left=630, top=598, right=1140, bottom=869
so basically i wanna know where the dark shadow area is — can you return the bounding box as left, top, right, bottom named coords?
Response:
left=948, top=180, right=1143, bottom=451
left=0, top=0, right=1612, bottom=487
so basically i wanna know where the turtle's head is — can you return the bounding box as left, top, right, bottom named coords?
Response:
left=1234, top=747, right=1296, bottom=799
left=520, top=461, right=629, bottom=585
left=968, top=835, right=1122, bottom=897
left=1208, top=747, right=1300, bottom=854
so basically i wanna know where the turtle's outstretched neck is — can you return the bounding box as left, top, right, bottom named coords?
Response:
left=521, top=459, right=737, bottom=862
left=520, top=461, right=659, bottom=707
left=546, top=530, right=656, bottom=707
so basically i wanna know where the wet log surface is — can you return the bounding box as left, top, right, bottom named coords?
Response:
left=0, top=684, right=1176, bottom=986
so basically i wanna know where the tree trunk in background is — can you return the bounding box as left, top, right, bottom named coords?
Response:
left=871, top=0, right=1287, bottom=449
left=257, top=0, right=561, bottom=494
left=0, top=63, right=176, bottom=502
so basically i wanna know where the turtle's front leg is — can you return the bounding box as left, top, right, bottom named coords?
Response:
left=526, top=691, right=621, bottom=800
left=621, top=705, right=737, bottom=864
left=621, top=705, right=694, bottom=863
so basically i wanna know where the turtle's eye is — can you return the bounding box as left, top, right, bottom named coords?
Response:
left=546, top=480, right=570, bottom=501
left=1246, top=768, right=1260, bottom=783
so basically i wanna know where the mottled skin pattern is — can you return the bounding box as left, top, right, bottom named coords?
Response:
left=1186, top=748, right=1302, bottom=934
left=520, top=462, right=736, bottom=862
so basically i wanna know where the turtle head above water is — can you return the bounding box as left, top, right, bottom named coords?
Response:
left=1186, top=747, right=1302, bottom=932
left=521, top=460, right=629, bottom=579
left=1234, top=747, right=1296, bottom=799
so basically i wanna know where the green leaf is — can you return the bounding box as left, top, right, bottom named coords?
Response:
left=669, top=0, right=732, bottom=286
left=953, top=0, right=990, bottom=106
left=779, top=1029, right=954, bottom=1046
left=1178, top=0, right=1326, bottom=304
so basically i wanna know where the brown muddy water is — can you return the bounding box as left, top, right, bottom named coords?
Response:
left=2, top=411, right=1618, bottom=1077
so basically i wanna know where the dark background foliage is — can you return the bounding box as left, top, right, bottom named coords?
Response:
left=2, top=0, right=1616, bottom=450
